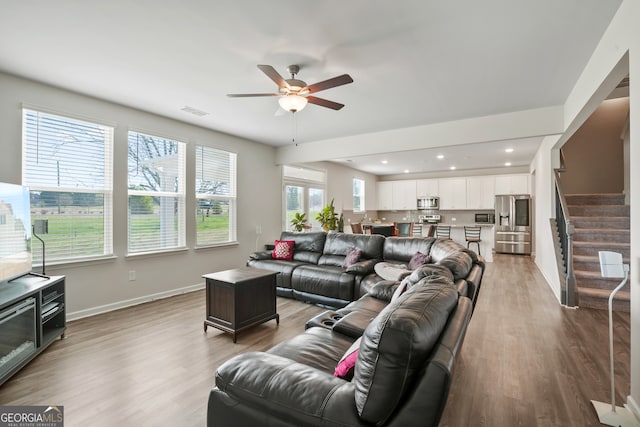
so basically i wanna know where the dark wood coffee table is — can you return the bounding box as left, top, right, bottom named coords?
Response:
left=203, top=267, right=279, bottom=343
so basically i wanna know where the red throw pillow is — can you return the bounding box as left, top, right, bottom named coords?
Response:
left=272, top=240, right=294, bottom=260
left=334, top=337, right=361, bottom=380
left=408, top=251, right=431, bottom=270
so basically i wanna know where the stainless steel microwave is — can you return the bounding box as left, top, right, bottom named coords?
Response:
left=475, top=213, right=495, bottom=224
left=417, top=196, right=439, bottom=210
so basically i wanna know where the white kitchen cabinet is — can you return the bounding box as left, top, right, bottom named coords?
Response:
left=416, top=179, right=439, bottom=197
left=495, top=174, right=529, bottom=195
left=466, top=176, right=495, bottom=209
left=392, top=180, right=417, bottom=210
left=438, top=178, right=466, bottom=210
left=376, top=181, right=393, bottom=210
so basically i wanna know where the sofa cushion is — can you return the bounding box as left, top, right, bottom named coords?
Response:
left=268, top=327, right=354, bottom=374
left=353, top=276, right=458, bottom=425
left=279, top=231, right=327, bottom=264
left=322, top=233, right=385, bottom=261
left=272, top=239, right=294, bottom=260
left=438, top=250, right=474, bottom=280
left=246, top=259, right=302, bottom=289
left=292, top=265, right=356, bottom=302
left=382, top=236, right=435, bottom=263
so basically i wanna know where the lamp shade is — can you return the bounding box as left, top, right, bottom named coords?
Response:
left=278, top=94, right=308, bottom=113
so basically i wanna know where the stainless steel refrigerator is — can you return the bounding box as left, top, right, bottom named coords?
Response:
left=494, top=194, right=531, bottom=255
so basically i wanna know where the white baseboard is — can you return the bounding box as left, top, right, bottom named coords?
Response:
left=66, top=282, right=205, bottom=321
left=627, top=395, right=640, bottom=423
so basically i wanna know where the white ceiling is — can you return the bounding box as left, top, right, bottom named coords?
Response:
left=0, top=1, right=622, bottom=175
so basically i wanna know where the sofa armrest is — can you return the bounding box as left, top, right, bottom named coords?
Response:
left=333, top=310, right=378, bottom=338
left=346, top=258, right=377, bottom=275
left=249, top=250, right=272, bottom=260
left=214, top=352, right=361, bottom=426
left=367, top=280, right=399, bottom=302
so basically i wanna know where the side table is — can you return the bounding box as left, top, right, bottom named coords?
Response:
left=203, top=267, right=279, bottom=343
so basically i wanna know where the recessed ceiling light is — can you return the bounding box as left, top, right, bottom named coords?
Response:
left=505, top=162, right=512, bottom=167
left=404, top=169, right=409, bottom=173
left=437, top=154, right=444, bottom=159
left=381, top=160, right=388, bottom=164
left=449, top=166, right=456, bottom=170
left=505, top=148, right=514, bottom=153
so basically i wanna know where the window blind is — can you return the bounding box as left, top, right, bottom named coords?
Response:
left=22, top=109, right=114, bottom=263
left=127, top=131, right=186, bottom=254
left=195, top=145, right=237, bottom=246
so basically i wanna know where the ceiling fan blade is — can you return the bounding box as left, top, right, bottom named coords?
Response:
left=227, top=93, right=279, bottom=97
left=257, top=64, right=288, bottom=89
left=306, top=74, right=353, bottom=93
left=307, top=96, right=345, bottom=110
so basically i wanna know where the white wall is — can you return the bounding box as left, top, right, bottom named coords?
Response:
left=548, top=0, right=639, bottom=416
left=532, top=135, right=562, bottom=302
left=0, top=72, right=282, bottom=319
left=305, top=160, right=379, bottom=214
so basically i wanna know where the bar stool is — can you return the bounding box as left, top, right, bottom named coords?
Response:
left=394, top=222, right=413, bottom=237
left=435, top=225, right=451, bottom=239
left=464, top=226, right=482, bottom=255
left=350, top=223, right=364, bottom=234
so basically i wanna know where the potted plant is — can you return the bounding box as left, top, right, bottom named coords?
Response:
left=290, top=212, right=308, bottom=232
left=316, top=199, right=338, bottom=232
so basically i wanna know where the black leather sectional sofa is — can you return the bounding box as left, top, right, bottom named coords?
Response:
left=207, top=232, right=484, bottom=427
left=248, top=231, right=483, bottom=308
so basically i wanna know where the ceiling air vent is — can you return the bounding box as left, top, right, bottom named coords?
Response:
left=181, top=106, right=210, bottom=117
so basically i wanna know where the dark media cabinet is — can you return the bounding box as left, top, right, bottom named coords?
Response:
left=0, top=274, right=66, bottom=386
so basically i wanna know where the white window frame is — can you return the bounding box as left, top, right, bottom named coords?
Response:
left=353, top=178, right=366, bottom=212
left=283, top=165, right=326, bottom=231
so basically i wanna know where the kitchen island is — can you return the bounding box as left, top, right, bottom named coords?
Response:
left=423, top=223, right=494, bottom=262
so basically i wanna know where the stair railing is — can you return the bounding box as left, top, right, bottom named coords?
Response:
left=554, top=150, right=576, bottom=307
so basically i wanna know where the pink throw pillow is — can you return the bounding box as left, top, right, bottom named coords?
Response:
left=334, top=337, right=361, bottom=380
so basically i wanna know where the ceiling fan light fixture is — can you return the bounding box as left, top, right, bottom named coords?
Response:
left=279, top=94, right=308, bottom=113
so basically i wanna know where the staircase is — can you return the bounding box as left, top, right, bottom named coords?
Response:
left=567, top=194, right=630, bottom=311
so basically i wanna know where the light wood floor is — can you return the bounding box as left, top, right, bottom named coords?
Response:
left=0, top=255, right=630, bottom=427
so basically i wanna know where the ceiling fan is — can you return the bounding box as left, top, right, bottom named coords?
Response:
left=227, top=64, right=353, bottom=113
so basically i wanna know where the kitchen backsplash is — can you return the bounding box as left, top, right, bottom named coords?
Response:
left=342, top=209, right=493, bottom=225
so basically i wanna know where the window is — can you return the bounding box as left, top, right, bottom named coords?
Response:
left=353, top=178, right=365, bottom=212
left=283, top=165, right=325, bottom=231
left=22, top=109, right=114, bottom=263
left=127, top=131, right=185, bottom=254
left=195, top=145, right=237, bottom=246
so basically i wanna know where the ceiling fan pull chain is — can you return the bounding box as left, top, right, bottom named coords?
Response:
left=291, top=112, right=298, bottom=146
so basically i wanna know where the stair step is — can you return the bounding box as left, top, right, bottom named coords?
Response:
left=565, top=193, right=625, bottom=206
left=571, top=216, right=630, bottom=229
left=572, top=241, right=630, bottom=258
left=572, top=255, right=631, bottom=272
left=576, top=287, right=630, bottom=312
left=572, top=228, right=630, bottom=243
left=575, top=270, right=631, bottom=290
left=568, top=204, right=630, bottom=217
